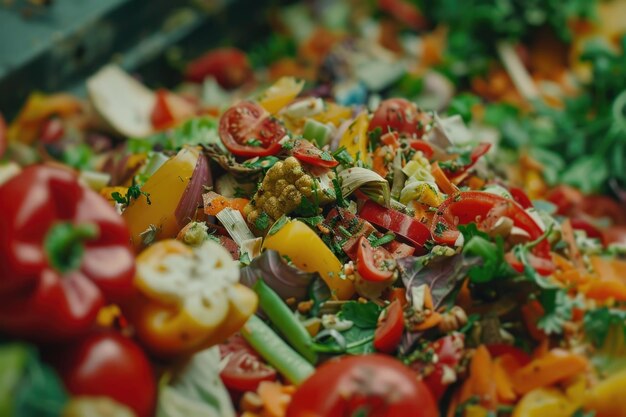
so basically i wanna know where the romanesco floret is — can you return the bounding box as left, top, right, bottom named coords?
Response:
left=244, top=156, right=334, bottom=234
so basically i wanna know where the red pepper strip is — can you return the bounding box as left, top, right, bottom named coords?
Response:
left=431, top=191, right=552, bottom=271
left=151, top=89, right=176, bottom=130
left=508, top=186, right=533, bottom=209
left=409, top=139, right=434, bottom=158
left=359, top=200, right=431, bottom=254
left=443, top=142, right=491, bottom=180
left=0, top=165, right=135, bottom=341
left=570, top=217, right=603, bottom=240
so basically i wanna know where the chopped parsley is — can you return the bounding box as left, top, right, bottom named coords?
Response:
left=112, top=183, right=151, bottom=206
left=254, top=212, right=271, bottom=230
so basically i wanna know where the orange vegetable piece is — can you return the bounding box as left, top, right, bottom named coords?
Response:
left=431, top=162, right=459, bottom=195
left=413, top=312, right=442, bottom=331
left=494, top=357, right=517, bottom=403
left=521, top=300, right=546, bottom=342
left=471, top=345, right=498, bottom=410
left=203, top=191, right=249, bottom=218
left=584, top=280, right=626, bottom=302
left=257, top=381, right=293, bottom=417
left=388, top=288, right=408, bottom=307
left=512, top=349, right=588, bottom=395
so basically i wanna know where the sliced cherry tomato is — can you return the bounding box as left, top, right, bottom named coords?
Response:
left=53, top=331, right=156, bottom=417
left=546, top=185, right=583, bottom=215
left=219, top=333, right=277, bottom=392
left=218, top=101, right=286, bottom=157
left=151, top=89, right=175, bottom=130
left=292, top=139, right=338, bottom=168
left=505, top=251, right=556, bottom=276
left=0, top=113, right=5, bottom=158
left=286, top=354, right=437, bottom=417
left=408, top=139, right=434, bottom=158
left=384, top=240, right=415, bottom=258
left=442, top=142, right=491, bottom=179
left=374, top=300, right=404, bottom=353
left=509, top=186, right=533, bottom=209
left=40, top=117, right=65, bottom=144
left=368, top=98, right=431, bottom=138
left=360, top=200, right=431, bottom=253
left=486, top=344, right=531, bottom=366
left=184, top=47, right=252, bottom=89
left=411, top=333, right=465, bottom=401
left=356, top=236, right=395, bottom=282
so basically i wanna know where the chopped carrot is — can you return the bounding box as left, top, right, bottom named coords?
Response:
left=203, top=191, right=249, bottom=217
left=493, top=357, right=517, bottom=403
left=431, top=162, right=459, bottom=195
left=471, top=345, right=498, bottom=410
left=257, top=381, right=293, bottom=417
left=467, top=175, right=486, bottom=190
left=512, top=349, right=588, bottom=395
left=413, top=312, right=442, bottom=331
left=590, top=256, right=626, bottom=283
left=584, top=279, right=626, bottom=302
left=388, top=287, right=408, bottom=307
left=372, top=148, right=390, bottom=178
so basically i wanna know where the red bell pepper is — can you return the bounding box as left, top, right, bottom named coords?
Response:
left=0, top=165, right=135, bottom=341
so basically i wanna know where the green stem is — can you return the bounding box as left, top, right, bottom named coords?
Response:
left=44, top=222, right=99, bottom=274
left=253, top=279, right=318, bottom=364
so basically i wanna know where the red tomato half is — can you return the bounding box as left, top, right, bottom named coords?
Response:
left=356, top=236, right=395, bottom=282
left=286, top=354, right=437, bottom=417
left=369, top=98, right=431, bottom=138
left=219, top=333, right=277, bottom=392
left=417, top=333, right=465, bottom=400
left=359, top=200, right=431, bottom=253
left=54, top=331, right=156, bottom=417
left=374, top=300, right=404, bottom=353
left=508, top=186, right=533, bottom=209
left=184, top=47, right=252, bottom=89
left=219, top=101, right=286, bottom=157
left=292, top=139, right=338, bottom=168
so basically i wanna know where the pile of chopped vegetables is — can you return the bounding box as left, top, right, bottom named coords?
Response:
left=1, top=1, right=626, bottom=417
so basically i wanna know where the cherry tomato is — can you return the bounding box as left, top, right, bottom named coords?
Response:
left=374, top=300, right=404, bottom=353
left=218, top=101, right=287, bottom=157
left=415, top=333, right=465, bottom=400
left=359, top=200, right=431, bottom=253
left=356, top=236, right=395, bottom=282
left=219, top=333, right=277, bottom=392
left=442, top=142, right=491, bottom=179
left=40, top=117, right=65, bottom=144
left=53, top=331, right=156, bottom=417
left=509, top=186, right=533, bottom=209
left=0, top=113, right=5, bottom=158
left=286, top=354, right=437, bottom=417
left=184, top=47, right=252, bottom=89
left=579, top=195, right=626, bottom=225
left=292, top=139, right=338, bottom=168
left=546, top=185, right=583, bottom=215
left=369, top=98, right=431, bottom=138
left=486, top=344, right=531, bottom=366
left=151, top=89, right=175, bottom=130
left=570, top=217, right=603, bottom=240
left=384, top=240, right=415, bottom=258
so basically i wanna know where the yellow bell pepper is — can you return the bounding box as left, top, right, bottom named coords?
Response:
left=259, top=77, right=304, bottom=114
left=122, top=146, right=202, bottom=251
left=512, top=388, right=577, bottom=417
left=100, top=186, right=129, bottom=206
left=263, top=219, right=354, bottom=300
left=313, top=102, right=353, bottom=126
left=338, top=111, right=370, bottom=164
left=122, top=239, right=258, bottom=358
left=584, top=368, right=626, bottom=417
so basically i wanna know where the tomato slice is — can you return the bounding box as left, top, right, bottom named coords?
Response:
left=151, top=89, right=175, bottom=130
left=408, top=139, right=434, bottom=158
left=219, top=333, right=277, bottom=392
left=356, top=236, right=395, bottom=282
left=359, top=200, right=431, bottom=253
left=420, top=333, right=465, bottom=400
left=219, top=101, right=286, bottom=157
left=570, top=217, right=603, bottom=240
left=508, top=186, right=533, bottom=209
left=184, top=47, right=252, bottom=88
left=374, top=300, right=404, bottom=353
left=292, top=139, right=338, bottom=168
left=368, top=98, right=431, bottom=138
left=442, top=142, right=491, bottom=179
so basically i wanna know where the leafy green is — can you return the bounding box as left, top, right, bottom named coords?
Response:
left=584, top=308, right=626, bottom=376
left=61, top=143, right=93, bottom=170
left=254, top=212, right=271, bottom=230
left=584, top=307, right=626, bottom=349
left=458, top=224, right=512, bottom=283
left=536, top=288, right=582, bottom=335
left=248, top=34, right=297, bottom=69
left=0, top=343, right=69, bottom=417
left=129, top=117, right=219, bottom=152
left=447, top=93, right=481, bottom=123
left=157, top=347, right=235, bottom=417
left=339, top=301, right=382, bottom=329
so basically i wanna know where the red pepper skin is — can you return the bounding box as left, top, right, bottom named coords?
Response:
left=0, top=165, right=135, bottom=341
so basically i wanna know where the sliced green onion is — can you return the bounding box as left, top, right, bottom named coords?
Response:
left=216, top=208, right=255, bottom=247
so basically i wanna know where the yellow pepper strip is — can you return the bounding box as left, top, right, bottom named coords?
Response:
left=122, top=146, right=202, bottom=251
left=313, top=102, right=353, bottom=126
left=100, top=186, right=128, bottom=207
left=263, top=219, right=354, bottom=300
left=122, top=239, right=257, bottom=358
left=512, top=388, right=577, bottom=417
left=584, top=368, right=626, bottom=417
left=339, top=111, right=370, bottom=164
left=259, top=77, right=304, bottom=114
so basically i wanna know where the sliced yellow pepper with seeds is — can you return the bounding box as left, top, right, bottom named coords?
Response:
left=338, top=111, right=370, bottom=164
